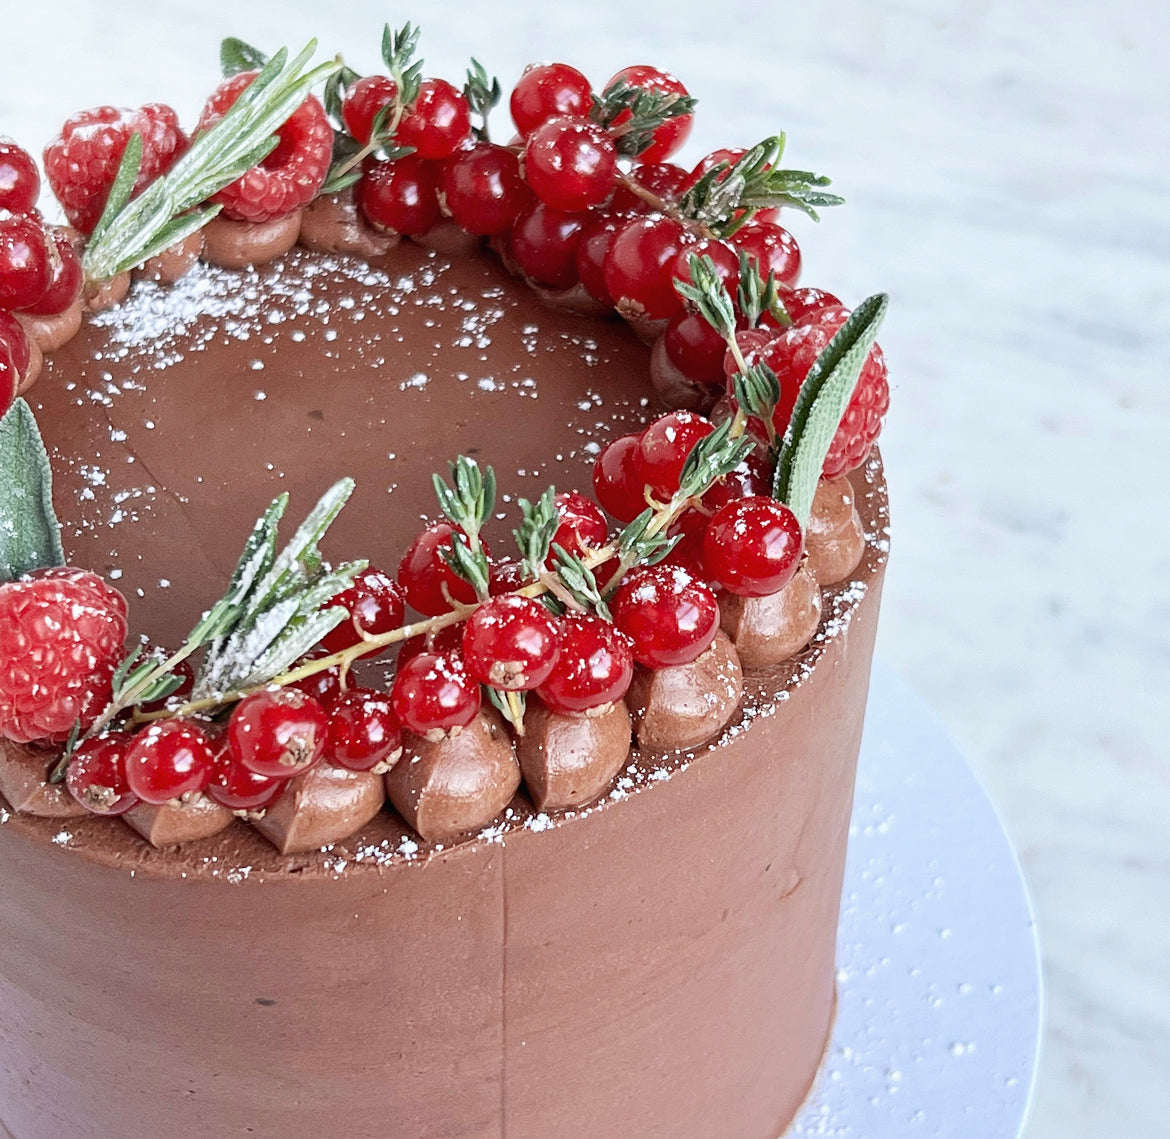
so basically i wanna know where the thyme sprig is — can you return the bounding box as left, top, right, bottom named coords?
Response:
left=677, top=135, right=844, bottom=235
left=82, top=42, right=341, bottom=283
left=513, top=489, right=559, bottom=581
left=591, top=78, right=696, bottom=158
left=465, top=59, right=502, bottom=141
left=319, top=21, right=423, bottom=193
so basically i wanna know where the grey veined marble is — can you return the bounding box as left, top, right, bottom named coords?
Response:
left=3, top=1, right=1166, bottom=1136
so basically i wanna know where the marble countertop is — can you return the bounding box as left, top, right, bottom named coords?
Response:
left=4, top=1, right=1167, bottom=1135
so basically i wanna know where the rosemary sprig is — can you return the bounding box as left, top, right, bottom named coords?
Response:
left=464, top=58, right=501, bottom=141
left=318, top=22, right=423, bottom=194
left=591, top=78, right=696, bottom=158
left=82, top=42, right=341, bottom=282
left=220, top=37, right=268, bottom=76
left=677, top=135, right=844, bottom=235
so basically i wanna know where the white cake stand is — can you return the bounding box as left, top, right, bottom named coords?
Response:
left=791, top=661, right=1042, bottom=1138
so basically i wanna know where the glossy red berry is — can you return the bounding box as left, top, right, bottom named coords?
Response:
left=637, top=411, right=715, bottom=499
left=683, top=147, right=748, bottom=192
left=228, top=688, right=327, bottom=778
left=733, top=221, right=801, bottom=289
left=549, top=491, right=608, bottom=562
left=319, top=567, right=405, bottom=659
left=701, top=451, right=773, bottom=513
left=536, top=613, right=634, bottom=713
left=341, top=75, right=398, bottom=144
left=605, top=65, right=693, bottom=162
left=462, top=595, right=560, bottom=690
left=0, top=139, right=40, bottom=213
left=575, top=208, right=630, bottom=305
left=593, top=431, right=648, bottom=522
left=509, top=201, right=586, bottom=289
left=511, top=63, right=593, bottom=137
left=0, top=213, right=50, bottom=311
left=703, top=496, right=803, bottom=597
left=440, top=142, right=531, bottom=235
left=65, top=734, right=138, bottom=816
left=610, top=564, right=719, bottom=668
left=396, top=623, right=465, bottom=671
left=663, top=310, right=727, bottom=387
left=124, top=720, right=215, bottom=805
left=771, top=286, right=843, bottom=326
left=358, top=154, right=441, bottom=235
left=398, top=521, right=487, bottom=616
left=391, top=649, right=481, bottom=736
left=0, top=310, right=32, bottom=387
left=610, top=161, right=688, bottom=212
left=524, top=116, right=617, bottom=212
left=397, top=78, right=471, bottom=159
left=327, top=687, right=403, bottom=772
left=22, top=227, right=83, bottom=317
left=0, top=340, right=16, bottom=418
left=671, top=236, right=738, bottom=295
left=206, top=740, right=288, bottom=811
left=660, top=508, right=709, bottom=579
left=285, top=652, right=344, bottom=708
left=488, top=557, right=535, bottom=596
left=603, top=214, right=688, bottom=319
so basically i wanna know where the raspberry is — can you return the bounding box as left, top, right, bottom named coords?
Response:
left=768, top=306, right=889, bottom=477
left=0, top=568, right=128, bottom=744
left=197, top=72, right=332, bottom=223
left=44, top=104, right=187, bottom=235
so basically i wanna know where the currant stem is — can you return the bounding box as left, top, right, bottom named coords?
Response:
left=614, top=171, right=715, bottom=240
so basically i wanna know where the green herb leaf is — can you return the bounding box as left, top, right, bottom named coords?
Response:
left=464, top=58, right=501, bottom=139
left=83, top=42, right=341, bottom=282
left=676, top=418, right=755, bottom=501
left=591, top=79, right=696, bottom=159
left=731, top=362, right=782, bottom=432
left=439, top=533, right=491, bottom=601
left=87, top=133, right=143, bottom=252
left=433, top=456, right=496, bottom=551
left=773, top=294, right=888, bottom=524
left=549, top=545, right=612, bottom=620
left=615, top=509, right=679, bottom=571
left=0, top=399, right=65, bottom=582
left=380, top=21, right=424, bottom=109
left=323, top=61, right=360, bottom=124
left=674, top=253, right=736, bottom=340
left=221, top=37, right=269, bottom=76
left=513, top=488, right=558, bottom=580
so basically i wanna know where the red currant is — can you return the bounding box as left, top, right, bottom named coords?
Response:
left=0, top=311, right=32, bottom=383
left=319, top=567, right=405, bottom=658
left=228, top=688, right=328, bottom=778
left=398, top=521, right=488, bottom=616
left=285, top=650, right=344, bottom=707
left=0, top=341, right=16, bottom=417
left=509, top=201, right=586, bottom=290
left=703, top=495, right=803, bottom=596
left=358, top=154, right=441, bottom=236
left=663, top=310, right=727, bottom=387
left=524, top=116, right=617, bottom=213
left=549, top=491, right=608, bottom=562
left=638, top=410, right=714, bottom=499
left=396, top=623, right=464, bottom=670
left=440, top=143, right=531, bottom=235
left=124, top=720, right=215, bottom=805
left=206, top=740, right=288, bottom=811
left=0, top=213, right=50, bottom=311
left=341, top=75, right=397, bottom=144
left=391, top=649, right=481, bottom=735
left=0, top=139, right=40, bottom=213
left=65, top=734, right=138, bottom=815
left=536, top=613, right=634, bottom=713
left=575, top=208, right=631, bottom=306
left=605, top=65, right=693, bottom=162
left=610, top=161, right=688, bottom=212
left=701, top=451, right=773, bottom=513
left=488, top=557, right=536, bottom=596
left=660, top=508, right=709, bottom=579
left=397, top=78, right=471, bottom=160
left=733, top=221, right=801, bottom=289
left=593, top=431, right=648, bottom=522
left=603, top=214, right=688, bottom=319
left=610, top=564, right=719, bottom=668
left=671, top=236, right=739, bottom=295
left=327, top=687, right=403, bottom=772
left=461, top=595, right=560, bottom=690
left=22, top=226, right=82, bottom=317
left=510, top=63, right=593, bottom=137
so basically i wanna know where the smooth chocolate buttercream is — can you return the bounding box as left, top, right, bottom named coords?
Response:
left=0, top=238, right=889, bottom=1139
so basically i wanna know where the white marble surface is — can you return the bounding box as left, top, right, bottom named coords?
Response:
left=3, top=1, right=1167, bottom=1135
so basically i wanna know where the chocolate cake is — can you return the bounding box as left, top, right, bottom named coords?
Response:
left=0, top=33, right=890, bottom=1139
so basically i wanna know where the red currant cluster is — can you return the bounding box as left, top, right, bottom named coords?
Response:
left=0, top=140, right=84, bottom=417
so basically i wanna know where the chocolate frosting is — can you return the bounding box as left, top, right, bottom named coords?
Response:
left=0, top=236, right=891, bottom=1138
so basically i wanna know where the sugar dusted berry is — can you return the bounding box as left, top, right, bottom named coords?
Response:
left=509, top=201, right=587, bottom=290
left=610, top=564, right=719, bottom=668
left=441, top=143, right=531, bottom=235
left=603, top=214, right=688, bottom=319
left=391, top=649, right=481, bottom=736
left=462, top=595, right=560, bottom=691
left=319, top=567, right=405, bottom=658
left=398, top=521, right=487, bottom=616
left=228, top=688, right=328, bottom=778
left=536, top=613, right=634, bottom=714
left=44, top=103, right=186, bottom=234
left=124, top=720, right=215, bottom=805
left=593, top=431, right=647, bottom=523
left=341, top=75, right=398, bottom=144
left=605, top=65, right=692, bottom=162
left=358, top=154, right=441, bottom=236
left=0, top=213, right=50, bottom=311
left=0, top=568, right=128, bottom=745
left=206, top=739, right=288, bottom=812
left=66, top=734, right=138, bottom=816
left=397, top=78, right=471, bottom=160
left=550, top=491, right=608, bottom=562
left=637, top=411, right=715, bottom=500
left=0, top=139, right=40, bottom=214
left=732, top=221, right=801, bottom=289
left=198, top=74, right=332, bottom=223
left=703, top=496, right=803, bottom=597
left=22, top=227, right=83, bottom=318
left=327, top=687, right=403, bottom=772
left=510, top=63, right=593, bottom=137
left=524, top=116, right=617, bottom=213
